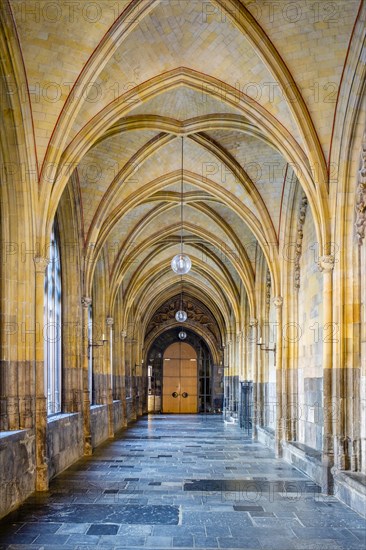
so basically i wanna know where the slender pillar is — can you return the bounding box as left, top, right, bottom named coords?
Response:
left=33, top=256, right=49, bottom=491
left=249, top=318, right=258, bottom=437
left=81, top=297, right=92, bottom=456
left=106, top=317, right=114, bottom=439
left=318, top=255, right=335, bottom=493
left=121, top=330, right=128, bottom=427
left=273, top=296, right=283, bottom=458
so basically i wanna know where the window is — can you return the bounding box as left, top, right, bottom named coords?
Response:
left=44, top=221, right=62, bottom=415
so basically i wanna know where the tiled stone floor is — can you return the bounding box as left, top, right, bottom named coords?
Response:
left=0, top=415, right=365, bottom=549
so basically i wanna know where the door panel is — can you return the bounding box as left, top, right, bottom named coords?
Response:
left=162, top=342, right=198, bottom=413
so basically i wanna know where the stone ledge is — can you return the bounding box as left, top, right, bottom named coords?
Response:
left=0, top=430, right=27, bottom=441
left=334, top=471, right=366, bottom=518
left=282, top=441, right=323, bottom=487
left=257, top=426, right=275, bottom=450
left=47, top=412, right=79, bottom=424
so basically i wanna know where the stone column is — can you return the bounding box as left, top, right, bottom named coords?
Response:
left=33, top=256, right=50, bottom=491
left=106, top=317, right=114, bottom=439
left=249, top=318, right=258, bottom=438
left=121, top=330, right=128, bottom=427
left=273, top=296, right=283, bottom=458
left=81, top=296, right=92, bottom=456
left=318, top=255, right=335, bottom=493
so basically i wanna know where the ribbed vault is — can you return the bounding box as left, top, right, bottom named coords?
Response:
left=2, top=0, right=362, bottom=416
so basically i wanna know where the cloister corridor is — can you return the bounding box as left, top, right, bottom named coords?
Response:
left=0, top=415, right=364, bottom=549
left=0, top=1, right=366, bottom=548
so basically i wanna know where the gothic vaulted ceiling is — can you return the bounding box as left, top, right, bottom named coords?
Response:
left=5, top=0, right=362, bottom=340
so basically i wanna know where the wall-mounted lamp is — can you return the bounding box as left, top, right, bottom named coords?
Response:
left=257, top=337, right=276, bottom=366
left=88, top=334, right=108, bottom=358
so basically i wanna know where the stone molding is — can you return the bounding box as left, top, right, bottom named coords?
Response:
left=294, top=194, right=308, bottom=290
left=249, top=318, right=258, bottom=327
left=266, top=268, right=271, bottom=306
left=355, top=131, right=366, bottom=244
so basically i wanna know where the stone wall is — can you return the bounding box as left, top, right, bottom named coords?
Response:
left=47, top=414, right=83, bottom=479
left=0, top=430, right=36, bottom=519
left=126, top=398, right=135, bottom=424
left=298, top=210, right=323, bottom=451
left=113, top=400, right=124, bottom=433
left=90, top=405, right=109, bottom=448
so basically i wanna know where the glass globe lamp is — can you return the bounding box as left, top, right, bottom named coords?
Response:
left=175, top=310, right=187, bottom=322
left=179, top=331, right=187, bottom=340
left=171, top=253, right=191, bottom=275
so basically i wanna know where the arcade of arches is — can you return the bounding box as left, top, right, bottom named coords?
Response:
left=0, top=0, right=365, bottom=523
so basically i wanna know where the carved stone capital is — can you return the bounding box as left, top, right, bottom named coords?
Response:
left=120, top=330, right=127, bottom=338
left=81, top=296, right=92, bottom=308
left=106, top=317, right=114, bottom=326
left=273, top=296, right=283, bottom=308
left=318, top=255, right=335, bottom=273
left=249, top=318, right=258, bottom=327
left=33, top=256, right=49, bottom=273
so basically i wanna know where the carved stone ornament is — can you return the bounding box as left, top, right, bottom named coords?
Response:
left=146, top=295, right=220, bottom=344
left=33, top=256, right=50, bottom=273
left=318, top=255, right=335, bottom=273
left=249, top=318, right=258, bottom=327
left=106, top=317, right=114, bottom=326
left=81, top=296, right=92, bottom=308
left=273, top=296, right=283, bottom=308
left=120, top=330, right=127, bottom=338
left=265, top=268, right=271, bottom=306
left=355, top=131, right=366, bottom=244
left=294, top=194, right=308, bottom=290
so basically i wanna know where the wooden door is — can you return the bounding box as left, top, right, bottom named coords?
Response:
left=162, top=342, right=198, bottom=413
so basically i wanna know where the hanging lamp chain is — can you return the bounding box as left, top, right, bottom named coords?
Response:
left=181, top=136, right=183, bottom=255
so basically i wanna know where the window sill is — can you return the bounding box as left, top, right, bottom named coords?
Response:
left=0, top=429, right=26, bottom=439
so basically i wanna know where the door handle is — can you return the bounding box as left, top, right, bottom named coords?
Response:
left=172, top=392, right=179, bottom=398
left=182, top=392, right=188, bottom=398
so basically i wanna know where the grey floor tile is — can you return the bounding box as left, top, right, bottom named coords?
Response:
left=218, top=536, right=260, bottom=548
left=145, top=535, right=172, bottom=547
left=172, top=535, right=194, bottom=547
left=0, top=416, right=363, bottom=550
left=194, top=535, right=219, bottom=548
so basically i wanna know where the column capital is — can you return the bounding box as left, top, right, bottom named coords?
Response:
left=273, top=296, right=283, bottom=308
left=249, top=318, right=258, bottom=327
left=81, top=296, right=92, bottom=308
left=33, top=256, right=49, bottom=273
left=121, top=330, right=127, bottom=338
left=318, top=255, right=335, bottom=273
left=106, top=317, right=114, bottom=326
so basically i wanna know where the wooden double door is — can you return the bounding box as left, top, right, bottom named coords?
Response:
left=162, top=342, right=198, bottom=413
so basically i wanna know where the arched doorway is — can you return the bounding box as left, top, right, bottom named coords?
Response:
left=162, top=342, right=198, bottom=413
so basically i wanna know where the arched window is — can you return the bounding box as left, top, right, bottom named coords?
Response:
left=44, top=221, right=62, bottom=415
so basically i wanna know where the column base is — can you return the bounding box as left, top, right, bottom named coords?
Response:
left=84, top=437, right=93, bottom=456
left=321, top=454, right=334, bottom=494
left=36, top=464, right=49, bottom=492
